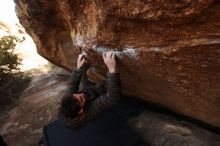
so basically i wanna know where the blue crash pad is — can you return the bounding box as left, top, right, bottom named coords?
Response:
left=43, top=108, right=148, bottom=146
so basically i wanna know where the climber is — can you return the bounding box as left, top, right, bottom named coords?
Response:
left=59, top=50, right=121, bottom=130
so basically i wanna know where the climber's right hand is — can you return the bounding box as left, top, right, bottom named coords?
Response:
left=103, top=50, right=117, bottom=73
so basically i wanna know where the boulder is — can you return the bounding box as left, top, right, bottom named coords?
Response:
left=14, top=0, right=220, bottom=128
left=0, top=70, right=68, bottom=146
left=128, top=111, right=220, bottom=146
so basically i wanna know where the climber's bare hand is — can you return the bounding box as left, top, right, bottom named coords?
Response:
left=77, top=53, right=86, bottom=69
left=103, top=50, right=117, bottom=73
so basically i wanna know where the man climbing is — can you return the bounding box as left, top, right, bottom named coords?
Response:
left=59, top=50, right=121, bottom=130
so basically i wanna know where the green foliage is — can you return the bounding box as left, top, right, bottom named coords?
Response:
left=0, top=35, right=31, bottom=108
left=46, top=62, right=56, bottom=71
left=0, top=35, right=21, bottom=74
left=0, top=72, right=31, bottom=107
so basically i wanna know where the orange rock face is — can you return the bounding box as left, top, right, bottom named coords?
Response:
left=14, top=0, right=220, bottom=127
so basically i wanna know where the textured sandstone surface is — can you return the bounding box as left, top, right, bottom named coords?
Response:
left=0, top=70, right=68, bottom=146
left=128, top=112, right=220, bottom=146
left=14, top=0, right=220, bottom=127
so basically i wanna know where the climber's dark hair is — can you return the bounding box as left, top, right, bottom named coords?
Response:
left=59, top=92, right=81, bottom=119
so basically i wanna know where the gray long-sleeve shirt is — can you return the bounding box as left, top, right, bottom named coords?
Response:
left=68, top=67, right=121, bottom=123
